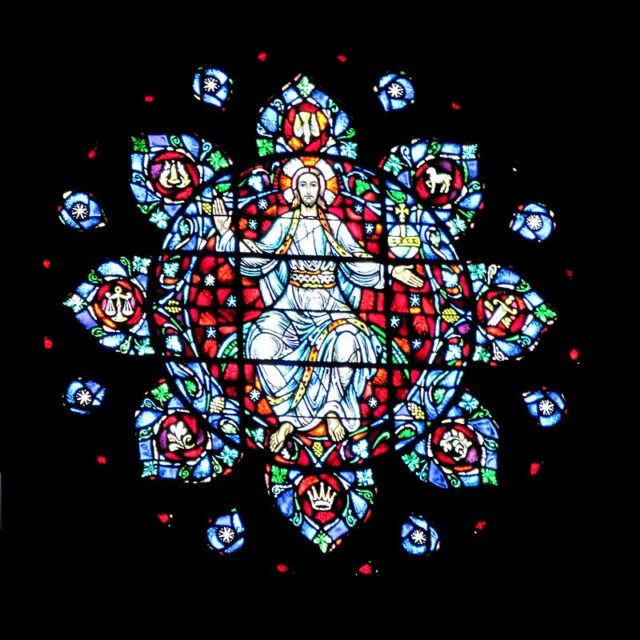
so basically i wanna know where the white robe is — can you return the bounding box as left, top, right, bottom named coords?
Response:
left=218, top=210, right=384, bottom=432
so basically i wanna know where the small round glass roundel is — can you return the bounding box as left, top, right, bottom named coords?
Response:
left=193, top=67, right=232, bottom=109
left=59, top=191, right=106, bottom=231
left=206, top=509, right=245, bottom=555
left=64, top=378, right=106, bottom=415
left=375, top=72, right=415, bottom=112
left=522, top=388, right=566, bottom=428
left=510, top=202, right=555, bottom=241
left=401, top=514, right=440, bottom=556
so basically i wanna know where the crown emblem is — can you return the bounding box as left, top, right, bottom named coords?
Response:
left=307, top=481, right=336, bottom=511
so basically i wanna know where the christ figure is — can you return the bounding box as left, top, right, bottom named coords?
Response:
left=214, top=166, right=422, bottom=452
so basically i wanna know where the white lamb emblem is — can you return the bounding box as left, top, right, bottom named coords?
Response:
left=425, top=166, right=452, bottom=194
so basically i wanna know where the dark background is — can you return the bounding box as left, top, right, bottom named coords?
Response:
left=7, top=41, right=588, bottom=606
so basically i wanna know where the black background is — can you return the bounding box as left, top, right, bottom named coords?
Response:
left=7, top=40, right=589, bottom=609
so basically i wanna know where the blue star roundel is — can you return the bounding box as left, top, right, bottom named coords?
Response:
left=375, top=72, right=415, bottom=112
left=401, top=514, right=440, bottom=556
left=64, top=378, right=106, bottom=415
left=193, top=66, right=232, bottom=109
left=206, top=509, right=245, bottom=554
left=522, top=389, right=566, bottom=428
left=59, top=191, right=106, bottom=231
left=510, top=202, right=556, bottom=241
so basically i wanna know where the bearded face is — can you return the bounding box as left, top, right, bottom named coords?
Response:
left=296, top=172, right=320, bottom=207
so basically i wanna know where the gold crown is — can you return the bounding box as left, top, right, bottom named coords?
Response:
left=307, top=481, right=336, bottom=511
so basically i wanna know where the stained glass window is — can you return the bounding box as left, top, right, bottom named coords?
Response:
left=20, top=48, right=583, bottom=596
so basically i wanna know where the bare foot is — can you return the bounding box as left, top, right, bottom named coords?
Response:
left=327, top=413, right=346, bottom=443
left=269, top=422, right=294, bottom=453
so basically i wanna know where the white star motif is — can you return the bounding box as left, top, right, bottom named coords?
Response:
left=368, top=397, right=378, bottom=408
left=249, top=389, right=261, bottom=402
left=203, top=77, right=220, bottom=93
left=206, top=327, right=217, bottom=339
left=410, top=529, right=427, bottom=545
left=353, top=440, right=369, bottom=458
left=412, top=339, right=422, bottom=350
left=365, top=222, right=374, bottom=235
left=204, top=274, right=216, bottom=287
left=538, top=398, right=555, bottom=416
left=247, top=174, right=263, bottom=191
left=387, top=82, right=405, bottom=99
left=248, top=219, right=258, bottom=230
left=410, top=294, right=421, bottom=307
left=217, top=526, right=236, bottom=544
left=354, top=204, right=363, bottom=213
left=390, top=316, right=401, bottom=328
left=526, top=214, right=543, bottom=231
left=258, top=198, right=268, bottom=210
left=75, top=388, right=93, bottom=406
left=70, top=203, right=89, bottom=220
left=227, top=295, right=237, bottom=308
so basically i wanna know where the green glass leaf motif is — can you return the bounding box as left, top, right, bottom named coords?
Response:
left=402, top=451, right=422, bottom=472
left=534, top=303, right=557, bottom=323
left=383, top=156, right=404, bottom=174
left=142, top=461, right=157, bottom=478
left=151, top=382, right=172, bottom=406
left=297, top=76, right=314, bottom=97
left=131, top=136, right=148, bottom=152
left=314, top=531, right=330, bottom=553
left=134, top=338, right=154, bottom=356
left=473, top=345, right=491, bottom=362
left=354, top=179, right=370, bottom=196
left=257, top=139, right=274, bottom=157
left=271, top=466, right=288, bottom=484
left=64, top=294, right=87, bottom=313
left=207, top=150, right=229, bottom=171
left=468, top=263, right=487, bottom=280
left=340, top=142, right=358, bottom=159
left=481, top=468, right=498, bottom=486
